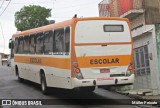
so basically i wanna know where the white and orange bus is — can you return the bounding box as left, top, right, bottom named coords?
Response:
left=9, top=17, right=134, bottom=94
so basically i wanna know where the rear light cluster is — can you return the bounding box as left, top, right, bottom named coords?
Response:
left=126, top=62, right=134, bottom=76
left=73, top=62, right=83, bottom=79
left=128, top=65, right=133, bottom=71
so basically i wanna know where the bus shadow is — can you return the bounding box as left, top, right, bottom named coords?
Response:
left=17, top=79, right=107, bottom=99
left=15, top=80, right=122, bottom=105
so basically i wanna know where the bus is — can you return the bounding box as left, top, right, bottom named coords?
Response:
left=9, top=17, right=134, bottom=94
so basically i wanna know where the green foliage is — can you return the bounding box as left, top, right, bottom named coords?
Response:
left=15, top=5, right=51, bottom=31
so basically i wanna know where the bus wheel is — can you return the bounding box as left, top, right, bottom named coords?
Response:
left=40, top=73, right=48, bottom=95
left=16, top=67, right=24, bottom=82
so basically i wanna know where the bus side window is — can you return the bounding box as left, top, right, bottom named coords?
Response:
left=44, top=30, right=53, bottom=55
left=14, top=37, right=19, bottom=54
left=36, top=32, right=44, bottom=54
left=18, top=37, right=24, bottom=54
left=30, top=34, right=36, bottom=54
left=23, top=35, right=30, bottom=54
left=65, top=27, right=70, bottom=53
left=53, top=28, right=64, bottom=55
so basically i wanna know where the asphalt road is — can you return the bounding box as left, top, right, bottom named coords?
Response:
left=0, top=65, right=153, bottom=108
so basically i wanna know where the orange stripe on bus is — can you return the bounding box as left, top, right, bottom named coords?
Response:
left=14, top=56, right=71, bottom=69
left=77, top=55, right=131, bottom=68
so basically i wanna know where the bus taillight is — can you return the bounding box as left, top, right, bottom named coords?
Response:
left=128, top=65, right=133, bottom=71
left=126, top=63, right=134, bottom=76
left=73, top=62, right=83, bottom=79
left=75, top=68, right=80, bottom=73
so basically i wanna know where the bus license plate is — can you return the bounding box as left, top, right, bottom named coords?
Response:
left=100, top=69, right=110, bottom=73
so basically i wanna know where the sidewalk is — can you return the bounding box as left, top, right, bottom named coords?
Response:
left=117, top=89, right=160, bottom=100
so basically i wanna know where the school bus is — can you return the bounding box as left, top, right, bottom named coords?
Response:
left=9, top=17, right=134, bottom=94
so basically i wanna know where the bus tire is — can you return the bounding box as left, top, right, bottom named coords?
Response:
left=16, top=66, right=24, bottom=83
left=40, top=73, right=48, bottom=95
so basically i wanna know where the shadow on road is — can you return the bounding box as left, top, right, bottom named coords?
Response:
left=14, top=79, right=124, bottom=105
left=17, top=79, right=106, bottom=99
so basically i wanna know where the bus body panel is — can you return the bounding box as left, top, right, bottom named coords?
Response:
left=15, top=62, right=72, bottom=89
left=75, top=44, right=132, bottom=79
left=75, top=20, right=131, bottom=43
left=73, top=19, right=134, bottom=87
left=72, top=74, right=134, bottom=88
left=10, top=17, right=134, bottom=91
left=14, top=55, right=72, bottom=89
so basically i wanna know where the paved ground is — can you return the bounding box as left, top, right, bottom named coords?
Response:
left=0, top=65, right=156, bottom=108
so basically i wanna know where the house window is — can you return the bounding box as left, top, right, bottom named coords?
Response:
left=134, top=45, right=150, bottom=76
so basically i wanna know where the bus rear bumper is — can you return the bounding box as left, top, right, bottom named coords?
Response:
left=72, top=74, right=134, bottom=88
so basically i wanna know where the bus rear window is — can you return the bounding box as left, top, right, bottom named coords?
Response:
left=103, top=25, right=124, bottom=32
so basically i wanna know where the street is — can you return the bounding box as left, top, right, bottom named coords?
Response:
left=0, top=65, right=153, bottom=108
left=0, top=0, right=159, bottom=107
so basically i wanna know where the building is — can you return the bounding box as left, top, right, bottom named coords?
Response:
left=0, top=53, right=8, bottom=65
left=98, top=0, right=110, bottom=17
left=99, top=0, right=160, bottom=95
left=156, top=24, right=160, bottom=82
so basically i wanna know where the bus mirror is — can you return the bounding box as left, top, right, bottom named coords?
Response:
left=9, top=42, right=11, bottom=49
left=9, top=39, right=12, bottom=49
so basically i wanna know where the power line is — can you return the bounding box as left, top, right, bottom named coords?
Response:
left=0, top=0, right=11, bottom=17
left=0, top=0, right=11, bottom=53
left=0, top=0, right=5, bottom=9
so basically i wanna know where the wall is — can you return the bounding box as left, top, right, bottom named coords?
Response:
left=109, top=0, right=160, bottom=24
left=130, top=14, right=145, bottom=29
left=120, top=0, right=133, bottom=15
left=99, top=3, right=110, bottom=17
left=155, top=24, right=160, bottom=91
left=132, top=0, right=143, bottom=9
left=132, top=25, right=159, bottom=95
left=109, top=0, right=120, bottom=17
left=133, top=32, right=152, bottom=90
left=144, top=0, right=160, bottom=24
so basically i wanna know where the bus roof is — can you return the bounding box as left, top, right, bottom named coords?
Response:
left=12, top=17, right=129, bottom=38
left=12, top=19, right=72, bottom=38
left=76, top=17, right=129, bottom=22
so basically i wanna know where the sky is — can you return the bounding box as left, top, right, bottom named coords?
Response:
left=0, top=0, right=102, bottom=54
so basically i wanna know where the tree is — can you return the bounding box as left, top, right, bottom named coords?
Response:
left=15, top=5, right=51, bottom=31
